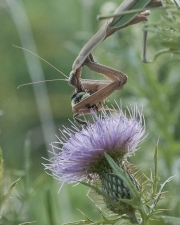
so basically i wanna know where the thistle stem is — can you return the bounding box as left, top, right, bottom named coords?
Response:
left=127, top=211, right=139, bottom=224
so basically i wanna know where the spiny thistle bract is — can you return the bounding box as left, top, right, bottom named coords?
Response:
left=44, top=104, right=146, bottom=224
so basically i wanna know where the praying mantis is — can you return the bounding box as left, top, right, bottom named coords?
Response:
left=17, top=0, right=162, bottom=126
left=68, top=0, right=162, bottom=125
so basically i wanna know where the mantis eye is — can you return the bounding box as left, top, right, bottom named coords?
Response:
left=71, top=91, right=91, bottom=107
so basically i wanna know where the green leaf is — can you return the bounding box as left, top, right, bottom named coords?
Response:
left=0, top=148, right=3, bottom=181
left=153, top=48, right=171, bottom=61
left=160, top=216, right=180, bottom=225
left=19, top=221, right=36, bottom=225
left=153, top=176, right=174, bottom=207
left=63, top=219, right=91, bottom=225
left=45, top=189, right=56, bottom=225
left=152, top=142, right=160, bottom=197
left=161, top=41, right=180, bottom=50
left=104, top=153, right=139, bottom=199
left=113, top=0, right=151, bottom=28
left=4, top=177, right=21, bottom=198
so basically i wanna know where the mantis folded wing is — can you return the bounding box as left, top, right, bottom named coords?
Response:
left=69, top=0, right=162, bottom=125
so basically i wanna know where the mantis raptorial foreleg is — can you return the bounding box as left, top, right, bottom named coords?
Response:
left=69, top=0, right=162, bottom=125
left=72, top=54, right=127, bottom=115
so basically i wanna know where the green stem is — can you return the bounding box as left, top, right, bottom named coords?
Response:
left=127, top=211, right=139, bottom=224
left=153, top=142, right=159, bottom=197
left=97, top=6, right=173, bottom=21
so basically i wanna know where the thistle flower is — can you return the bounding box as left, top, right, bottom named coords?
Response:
left=45, top=105, right=145, bottom=182
left=44, top=104, right=145, bottom=224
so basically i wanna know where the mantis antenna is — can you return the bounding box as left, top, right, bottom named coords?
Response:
left=13, top=44, right=68, bottom=78
left=17, top=79, right=67, bottom=89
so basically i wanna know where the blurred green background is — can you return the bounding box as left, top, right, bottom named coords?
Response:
left=1, top=0, right=180, bottom=224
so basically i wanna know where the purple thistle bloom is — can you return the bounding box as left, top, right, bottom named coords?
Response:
left=44, top=104, right=145, bottom=184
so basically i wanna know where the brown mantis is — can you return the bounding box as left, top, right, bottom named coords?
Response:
left=69, top=0, right=162, bottom=125
left=17, top=0, right=162, bottom=126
